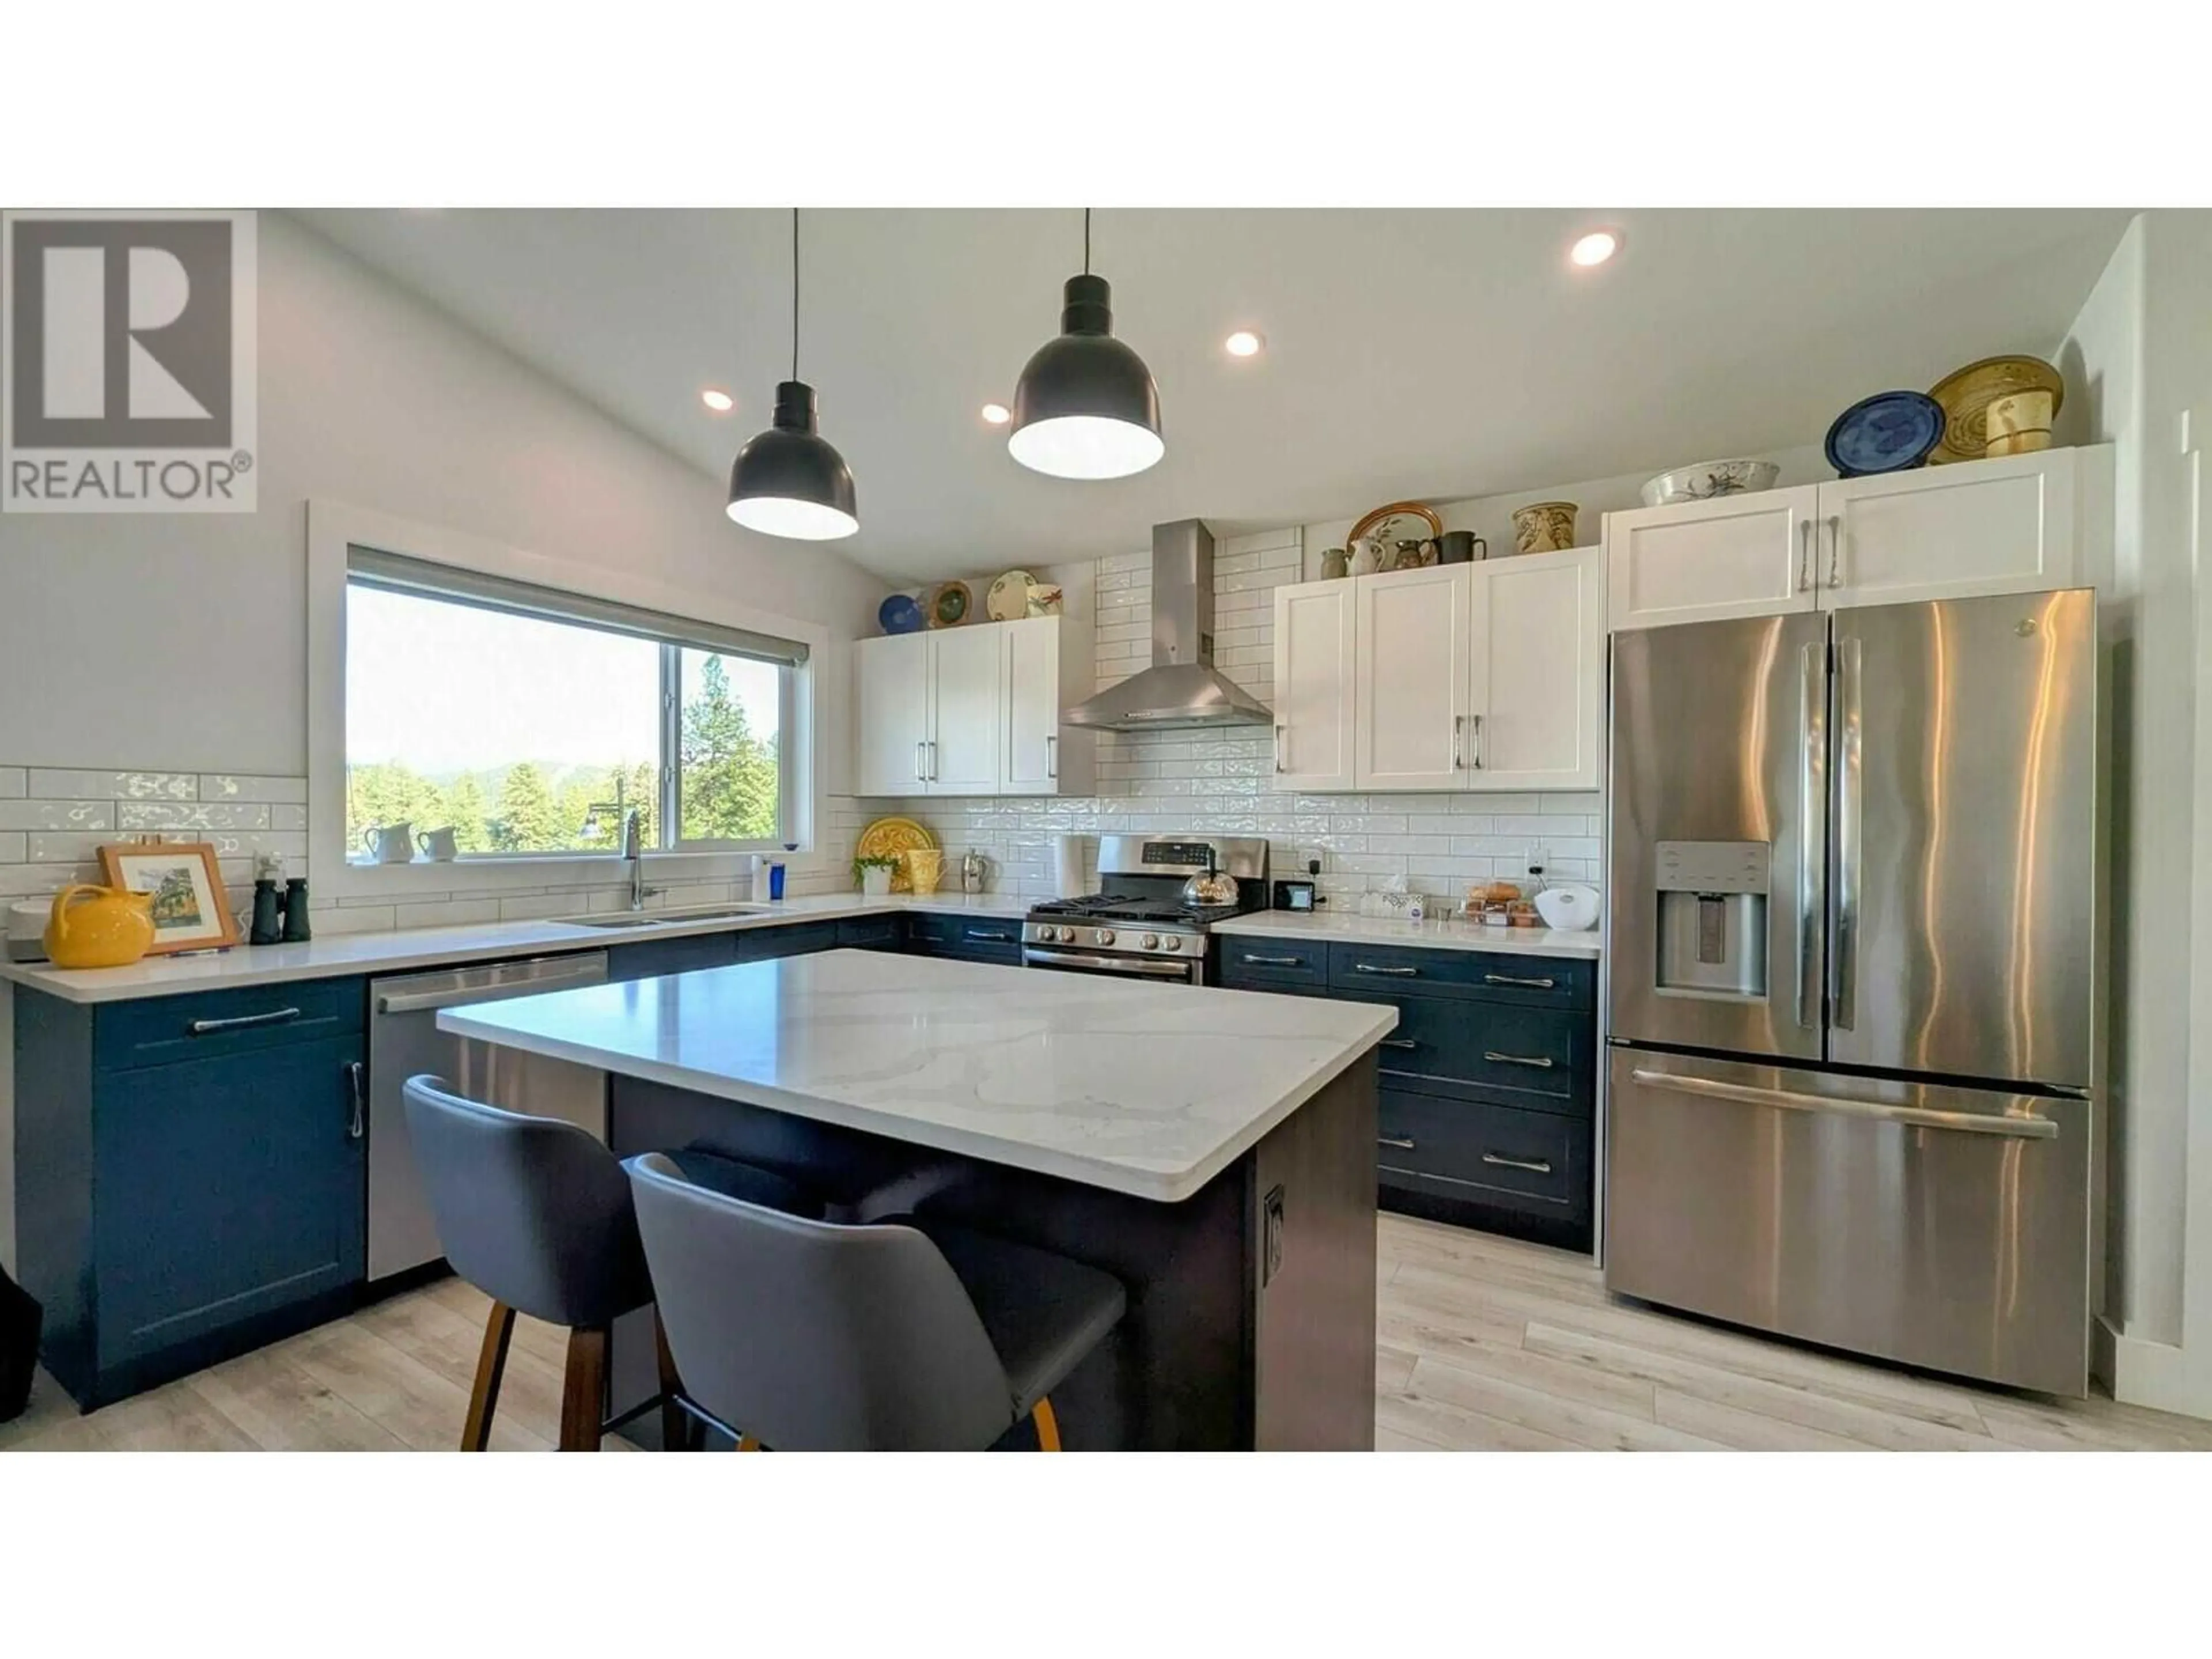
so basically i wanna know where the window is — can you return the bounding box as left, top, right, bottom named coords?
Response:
left=343, top=550, right=803, bottom=860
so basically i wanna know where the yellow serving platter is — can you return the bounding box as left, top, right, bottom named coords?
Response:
left=855, top=816, right=938, bottom=893
left=1927, top=355, right=2064, bottom=465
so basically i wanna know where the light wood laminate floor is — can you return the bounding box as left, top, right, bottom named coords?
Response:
left=6, top=1215, right=2209, bottom=1452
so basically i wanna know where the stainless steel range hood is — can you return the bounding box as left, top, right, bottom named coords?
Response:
left=1063, top=519, right=1275, bottom=732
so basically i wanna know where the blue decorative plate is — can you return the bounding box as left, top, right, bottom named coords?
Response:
left=1826, top=391, right=1945, bottom=478
left=878, top=593, right=923, bottom=635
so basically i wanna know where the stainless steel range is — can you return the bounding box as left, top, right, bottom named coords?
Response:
left=1022, top=835, right=1268, bottom=985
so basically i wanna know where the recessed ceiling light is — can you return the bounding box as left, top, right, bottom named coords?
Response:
left=1224, top=329, right=1264, bottom=358
left=700, top=388, right=734, bottom=412
left=980, top=402, right=1012, bottom=425
left=1569, top=229, right=1621, bottom=268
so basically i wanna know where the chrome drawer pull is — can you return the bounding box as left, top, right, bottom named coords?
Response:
left=964, top=928, right=1012, bottom=942
left=188, top=1006, right=302, bottom=1035
left=345, top=1061, right=366, bottom=1141
left=1239, top=954, right=1305, bottom=967
left=1482, top=972, right=1555, bottom=989
left=1483, top=1050, right=1554, bottom=1069
left=1380, top=1037, right=1418, bottom=1051
left=1377, top=1135, right=1418, bottom=1150
left=1481, top=1152, right=1553, bottom=1175
left=1354, top=963, right=1419, bottom=976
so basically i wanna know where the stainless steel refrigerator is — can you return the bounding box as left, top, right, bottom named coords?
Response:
left=1604, top=589, right=2097, bottom=1396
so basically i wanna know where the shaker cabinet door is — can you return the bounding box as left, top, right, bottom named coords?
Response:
left=1000, top=615, right=1062, bottom=795
left=1604, top=485, right=1821, bottom=631
left=924, top=625, right=1003, bottom=796
left=1817, top=449, right=2080, bottom=609
left=1354, top=565, right=1471, bottom=791
left=1271, top=578, right=1357, bottom=791
left=852, top=633, right=931, bottom=795
left=1466, top=546, right=1604, bottom=791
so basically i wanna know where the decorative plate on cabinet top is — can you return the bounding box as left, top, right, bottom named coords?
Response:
left=855, top=816, right=938, bottom=893
left=1824, top=391, right=1946, bottom=478
left=1347, top=500, right=1443, bottom=547
left=878, top=593, right=925, bottom=635
left=985, top=569, right=1037, bottom=622
left=926, top=581, right=973, bottom=628
left=1927, top=355, right=2063, bottom=465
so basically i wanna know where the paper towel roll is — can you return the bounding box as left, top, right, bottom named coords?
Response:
left=1053, top=834, right=1088, bottom=899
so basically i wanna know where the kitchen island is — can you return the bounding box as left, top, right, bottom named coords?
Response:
left=437, top=948, right=1396, bottom=1449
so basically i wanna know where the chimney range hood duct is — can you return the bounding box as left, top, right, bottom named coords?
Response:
left=1063, top=520, right=1276, bottom=732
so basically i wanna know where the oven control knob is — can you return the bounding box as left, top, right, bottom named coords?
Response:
left=1055, top=927, right=1075, bottom=944
left=1094, top=929, right=1115, bottom=946
left=1141, top=933, right=1159, bottom=950
left=1162, top=934, right=1182, bottom=952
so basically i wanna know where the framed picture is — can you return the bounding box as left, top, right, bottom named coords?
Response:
left=98, top=841, right=240, bottom=954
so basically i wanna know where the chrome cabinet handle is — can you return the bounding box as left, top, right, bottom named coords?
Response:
left=1482, top=972, right=1554, bottom=989
left=1630, top=1068, right=2061, bottom=1141
left=1354, top=963, right=1419, bottom=976
left=929, top=740, right=940, bottom=781
left=1826, top=514, right=1842, bottom=588
left=1273, top=723, right=1286, bottom=774
left=1378, top=1135, right=1418, bottom=1150
left=1797, top=518, right=1813, bottom=592
left=346, top=1061, right=366, bottom=1141
left=914, top=740, right=926, bottom=782
left=1239, top=954, right=1304, bottom=967
left=188, top=1006, right=302, bottom=1035
left=1380, top=1037, right=1419, bottom=1051
left=965, top=927, right=1012, bottom=942
left=1469, top=713, right=1484, bottom=770
left=1832, top=635, right=1862, bottom=1031
left=1481, top=1152, right=1553, bottom=1175
left=1483, top=1050, right=1554, bottom=1069
left=1796, top=639, right=1827, bottom=1031
left=1453, top=713, right=1464, bottom=770
left=1045, top=733, right=1057, bottom=779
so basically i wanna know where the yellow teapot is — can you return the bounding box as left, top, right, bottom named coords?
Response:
left=45, top=884, right=157, bottom=969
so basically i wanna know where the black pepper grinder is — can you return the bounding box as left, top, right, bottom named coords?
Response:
left=249, top=875, right=284, bottom=945
left=281, top=877, right=313, bottom=942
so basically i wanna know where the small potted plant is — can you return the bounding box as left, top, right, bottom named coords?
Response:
left=853, top=854, right=901, bottom=897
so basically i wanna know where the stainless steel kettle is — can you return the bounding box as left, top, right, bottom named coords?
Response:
left=1180, top=851, right=1240, bottom=908
left=960, top=849, right=987, bottom=894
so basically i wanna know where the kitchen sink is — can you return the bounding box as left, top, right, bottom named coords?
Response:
left=560, top=905, right=772, bottom=929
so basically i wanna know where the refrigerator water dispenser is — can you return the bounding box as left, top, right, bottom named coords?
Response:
left=1654, top=840, right=1769, bottom=999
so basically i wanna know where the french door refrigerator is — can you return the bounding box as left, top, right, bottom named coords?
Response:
left=1605, top=589, right=2097, bottom=1396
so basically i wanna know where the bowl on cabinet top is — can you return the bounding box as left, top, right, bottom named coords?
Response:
left=1532, top=884, right=1600, bottom=932
left=1639, top=459, right=1781, bottom=507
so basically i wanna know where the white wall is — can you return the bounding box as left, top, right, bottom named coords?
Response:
left=2058, top=210, right=2212, bottom=1415
left=0, top=210, right=885, bottom=772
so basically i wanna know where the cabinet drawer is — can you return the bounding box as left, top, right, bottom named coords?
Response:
left=1328, top=944, right=1593, bottom=1009
left=608, top=931, right=734, bottom=980
left=836, top=915, right=905, bottom=951
left=1376, top=1091, right=1587, bottom=1216
left=735, top=921, right=843, bottom=960
left=1217, top=938, right=1328, bottom=990
left=907, top=913, right=1023, bottom=950
left=1360, top=995, right=1588, bottom=1108
left=95, top=975, right=365, bottom=1071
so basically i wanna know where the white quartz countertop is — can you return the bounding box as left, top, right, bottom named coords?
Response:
left=0, top=893, right=1029, bottom=1005
left=1212, top=910, right=1602, bottom=959
left=436, top=949, right=1397, bottom=1203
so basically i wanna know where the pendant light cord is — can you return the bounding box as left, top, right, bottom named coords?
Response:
left=1084, top=207, right=1091, bottom=275
left=790, top=206, right=800, bottom=382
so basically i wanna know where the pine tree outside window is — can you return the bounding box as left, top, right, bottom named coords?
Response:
left=342, top=554, right=800, bottom=860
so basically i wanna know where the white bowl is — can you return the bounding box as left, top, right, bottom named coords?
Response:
left=1640, top=459, right=1781, bottom=508
left=1533, top=884, right=1600, bottom=931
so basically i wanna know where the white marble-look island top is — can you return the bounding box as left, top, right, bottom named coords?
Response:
left=436, top=948, right=1396, bottom=1203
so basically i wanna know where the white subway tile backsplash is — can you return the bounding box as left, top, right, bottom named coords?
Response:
left=0, top=768, right=23, bottom=799
left=25, top=769, right=198, bottom=801
left=116, top=801, right=274, bottom=831
left=0, top=800, right=113, bottom=831
left=0, top=832, right=21, bottom=862
left=25, top=831, right=113, bottom=863
left=200, top=774, right=309, bottom=803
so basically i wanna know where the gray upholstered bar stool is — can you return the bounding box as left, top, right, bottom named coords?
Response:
left=402, top=1074, right=824, bottom=1452
left=627, top=1151, right=1127, bottom=1451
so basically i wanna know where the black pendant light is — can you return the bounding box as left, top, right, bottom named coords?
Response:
left=726, top=209, right=858, bottom=540
left=1008, top=209, right=1164, bottom=480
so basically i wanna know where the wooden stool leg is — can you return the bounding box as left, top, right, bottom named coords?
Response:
left=1032, top=1396, right=1062, bottom=1452
left=559, top=1325, right=609, bottom=1452
left=653, top=1310, right=698, bottom=1452
left=463, top=1301, right=516, bottom=1452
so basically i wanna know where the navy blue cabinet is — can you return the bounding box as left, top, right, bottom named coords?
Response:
left=607, top=930, right=736, bottom=981
left=735, top=920, right=843, bottom=961
left=14, top=979, right=368, bottom=1409
left=902, top=912, right=1022, bottom=967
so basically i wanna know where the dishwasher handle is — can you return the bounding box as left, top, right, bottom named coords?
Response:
left=375, top=958, right=608, bottom=1015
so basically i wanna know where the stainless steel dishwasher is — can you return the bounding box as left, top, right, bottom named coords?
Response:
left=366, top=951, right=609, bottom=1280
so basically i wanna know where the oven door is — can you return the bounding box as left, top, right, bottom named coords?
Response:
left=1021, top=944, right=1203, bottom=986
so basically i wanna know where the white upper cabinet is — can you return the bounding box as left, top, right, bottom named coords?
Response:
left=851, top=631, right=933, bottom=795
left=999, top=615, right=1094, bottom=796
left=1354, top=564, right=1471, bottom=791
left=921, top=625, right=1002, bottom=794
left=1605, top=485, right=1821, bottom=631
left=1466, top=546, right=1604, bottom=791
left=1270, top=578, right=1357, bottom=791
left=1819, top=448, right=2081, bottom=608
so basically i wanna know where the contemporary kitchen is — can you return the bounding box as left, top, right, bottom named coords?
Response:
left=5, top=202, right=2212, bottom=1459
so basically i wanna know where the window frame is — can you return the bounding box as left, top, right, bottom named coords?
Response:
left=306, top=501, right=831, bottom=903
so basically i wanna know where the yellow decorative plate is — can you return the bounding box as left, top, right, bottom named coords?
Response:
left=1927, top=355, right=2064, bottom=465
left=855, top=816, right=938, bottom=893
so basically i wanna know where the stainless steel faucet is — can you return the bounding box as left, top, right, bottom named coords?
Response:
left=622, top=810, right=662, bottom=911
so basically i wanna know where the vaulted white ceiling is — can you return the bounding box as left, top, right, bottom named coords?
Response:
left=297, top=208, right=2128, bottom=582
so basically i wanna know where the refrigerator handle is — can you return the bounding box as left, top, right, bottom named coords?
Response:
left=1796, top=641, right=1825, bottom=1029
left=1832, top=634, right=1862, bottom=1031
